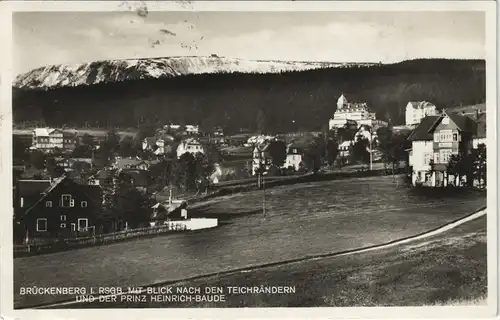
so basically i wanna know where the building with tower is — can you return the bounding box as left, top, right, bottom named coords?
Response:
left=328, top=94, right=388, bottom=130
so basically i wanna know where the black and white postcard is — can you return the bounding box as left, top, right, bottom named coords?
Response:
left=0, top=1, right=497, bottom=319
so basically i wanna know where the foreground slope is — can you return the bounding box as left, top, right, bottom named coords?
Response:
left=14, top=176, right=486, bottom=308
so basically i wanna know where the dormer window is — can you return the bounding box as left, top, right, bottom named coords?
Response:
left=60, top=194, right=74, bottom=208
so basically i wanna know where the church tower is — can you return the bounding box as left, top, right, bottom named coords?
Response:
left=337, top=94, right=348, bottom=110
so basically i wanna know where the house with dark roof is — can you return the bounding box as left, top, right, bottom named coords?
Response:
left=407, top=111, right=479, bottom=187
left=19, top=175, right=103, bottom=239
left=14, top=179, right=52, bottom=219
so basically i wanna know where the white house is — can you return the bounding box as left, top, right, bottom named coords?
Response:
left=142, top=137, right=168, bottom=155
left=354, top=125, right=379, bottom=144
left=283, top=144, right=303, bottom=171
left=329, top=94, right=387, bottom=130
left=185, top=125, right=200, bottom=135
left=31, top=128, right=77, bottom=153
left=246, top=135, right=275, bottom=146
left=252, top=142, right=272, bottom=175
left=405, top=101, right=438, bottom=126
left=407, top=112, right=479, bottom=187
left=338, top=141, right=353, bottom=158
left=176, top=138, right=204, bottom=158
left=163, top=124, right=181, bottom=131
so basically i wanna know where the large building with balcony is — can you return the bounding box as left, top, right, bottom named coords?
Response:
left=405, top=101, right=438, bottom=126
left=31, top=128, right=77, bottom=153
left=329, top=94, right=387, bottom=130
left=407, top=112, right=480, bottom=187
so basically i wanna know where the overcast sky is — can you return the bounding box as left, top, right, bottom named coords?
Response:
left=13, top=11, right=485, bottom=75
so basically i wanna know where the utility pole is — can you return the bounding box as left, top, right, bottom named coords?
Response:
left=369, top=126, right=373, bottom=171
left=262, top=169, right=266, bottom=218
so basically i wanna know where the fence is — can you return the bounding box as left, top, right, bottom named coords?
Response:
left=14, top=218, right=218, bottom=258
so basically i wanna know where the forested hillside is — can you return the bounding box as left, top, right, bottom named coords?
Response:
left=13, top=59, right=485, bottom=133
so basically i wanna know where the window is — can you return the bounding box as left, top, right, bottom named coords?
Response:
left=60, top=215, right=66, bottom=221
left=60, top=223, right=66, bottom=228
left=453, top=133, right=458, bottom=142
left=61, top=194, right=72, bottom=207
left=424, top=153, right=432, bottom=165
left=77, top=218, right=89, bottom=231
left=439, top=130, right=453, bottom=142
left=36, top=218, right=47, bottom=232
left=20, top=197, right=24, bottom=208
left=434, top=153, right=440, bottom=164
left=440, top=149, right=453, bottom=164
left=46, top=201, right=52, bottom=208
left=433, top=133, right=439, bottom=142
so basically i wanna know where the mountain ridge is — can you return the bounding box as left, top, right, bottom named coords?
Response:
left=14, top=56, right=381, bottom=90
left=13, top=58, right=486, bottom=131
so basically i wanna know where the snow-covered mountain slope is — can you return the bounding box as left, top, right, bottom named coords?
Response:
left=14, top=56, right=378, bottom=90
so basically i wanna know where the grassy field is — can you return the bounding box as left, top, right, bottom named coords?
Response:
left=70, top=215, right=487, bottom=308
left=14, top=176, right=486, bottom=308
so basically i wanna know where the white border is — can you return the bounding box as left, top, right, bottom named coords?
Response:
left=0, top=1, right=497, bottom=320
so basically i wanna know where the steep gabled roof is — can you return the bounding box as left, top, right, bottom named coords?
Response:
left=474, top=113, right=486, bottom=139
left=447, top=112, right=478, bottom=133
left=407, top=116, right=441, bottom=141
left=33, top=128, right=58, bottom=136
left=17, top=180, right=52, bottom=198
left=25, top=175, right=102, bottom=214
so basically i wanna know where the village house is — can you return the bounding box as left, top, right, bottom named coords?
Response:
left=252, top=141, right=273, bottom=176
left=142, top=137, right=166, bottom=155
left=18, top=175, right=102, bottom=239
left=407, top=112, right=478, bottom=187
left=89, top=168, right=149, bottom=192
left=163, top=124, right=182, bottom=131
left=329, top=94, right=387, bottom=130
left=176, top=138, right=205, bottom=158
left=150, top=192, right=188, bottom=226
left=283, top=143, right=303, bottom=171
left=112, top=157, right=151, bottom=170
left=55, top=158, right=94, bottom=171
left=214, top=126, right=224, bottom=137
left=31, top=128, right=77, bottom=153
left=184, top=125, right=200, bottom=135
left=354, top=125, right=378, bottom=143
left=142, top=132, right=175, bottom=156
left=405, top=101, right=438, bottom=126
left=338, top=141, right=354, bottom=159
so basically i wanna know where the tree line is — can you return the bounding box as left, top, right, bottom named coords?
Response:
left=13, top=59, right=485, bottom=134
